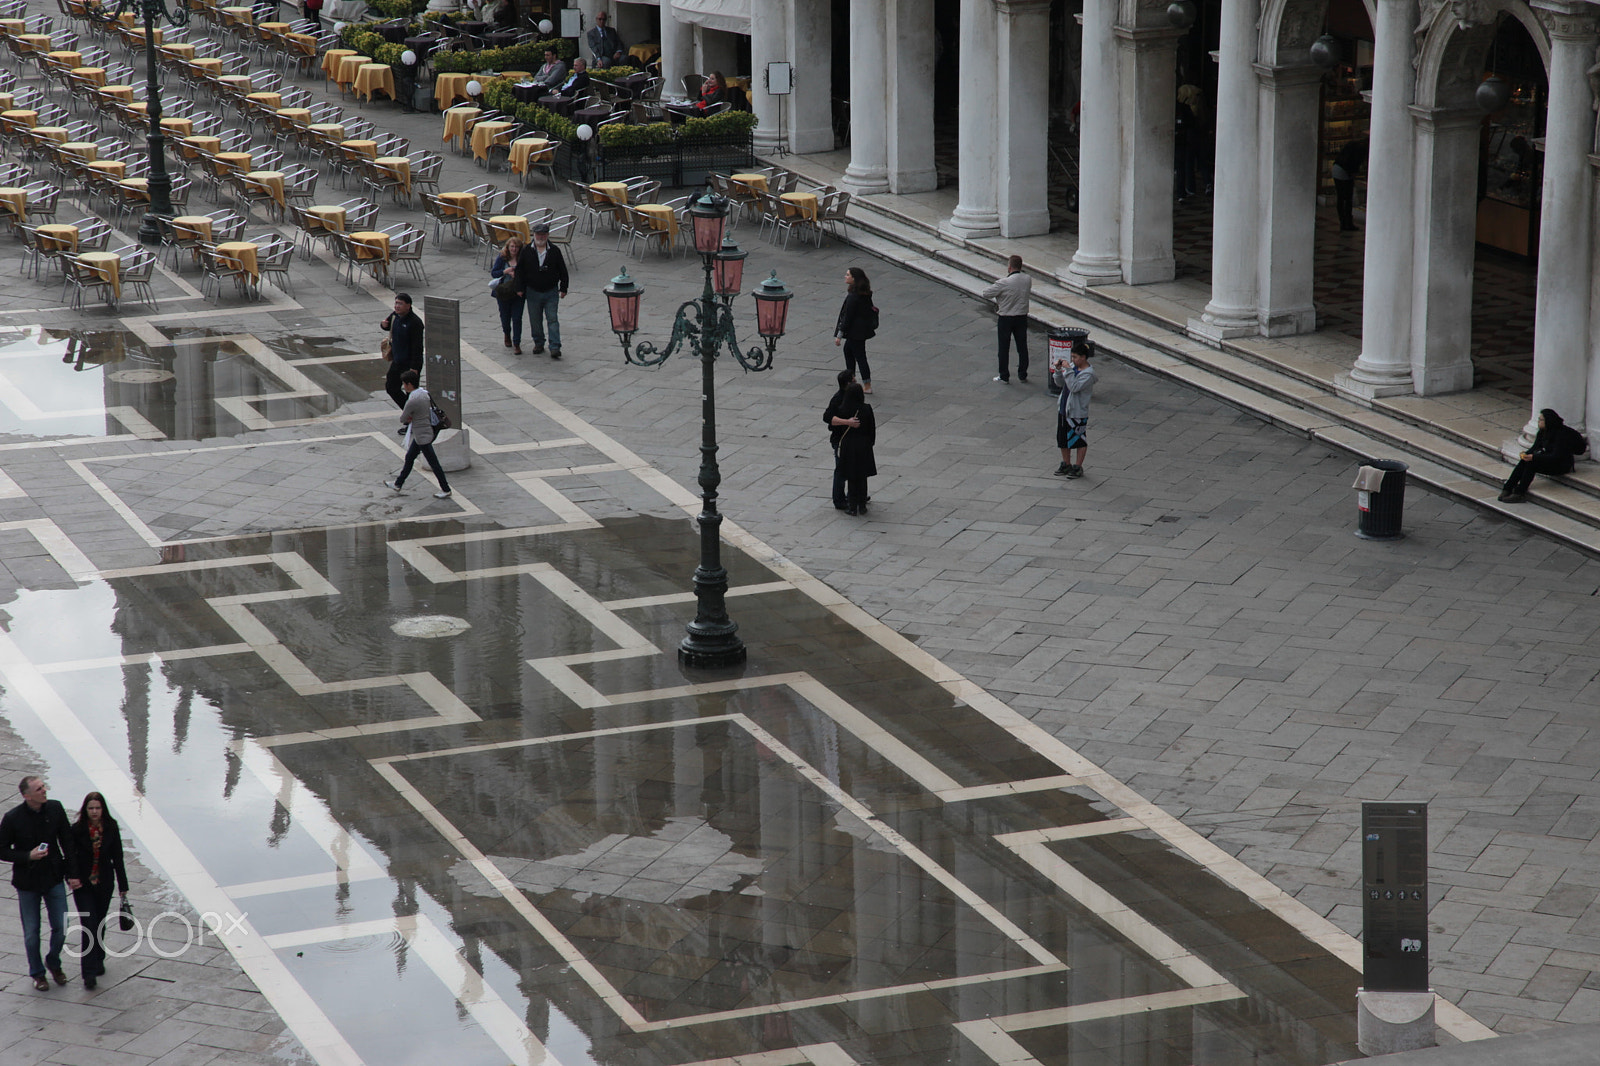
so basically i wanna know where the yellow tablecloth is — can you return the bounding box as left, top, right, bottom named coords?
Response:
left=60, top=141, right=98, bottom=160
left=118, top=177, right=150, bottom=201
left=46, top=51, right=82, bottom=65
left=257, top=21, right=290, bottom=32
left=160, top=42, right=197, bottom=58
left=17, top=35, right=51, bottom=53
left=0, top=186, right=27, bottom=221
left=470, top=120, right=513, bottom=162
left=591, top=181, right=628, bottom=204
left=636, top=202, right=678, bottom=237
left=276, top=107, right=312, bottom=122
left=434, top=73, right=474, bottom=110
left=70, top=66, right=106, bottom=86
left=338, top=139, right=376, bottom=159
left=509, top=137, right=552, bottom=175
left=334, top=54, right=369, bottom=90
left=0, top=93, right=13, bottom=110
left=189, top=58, right=224, bottom=73
left=216, top=75, right=253, bottom=92
left=0, top=19, right=25, bottom=35
left=216, top=239, right=258, bottom=276
left=77, top=251, right=120, bottom=298
left=303, top=204, right=345, bottom=231
left=306, top=123, right=345, bottom=141
left=1, top=109, right=37, bottom=129
left=437, top=191, right=477, bottom=217
left=218, top=5, right=253, bottom=25
left=373, top=156, right=410, bottom=192
left=780, top=191, right=818, bottom=221
left=245, top=169, right=285, bottom=205
left=498, top=71, right=532, bottom=82
left=487, top=214, right=529, bottom=241
left=30, top=126, right=69, bottom=143
left=215, top=151, right=253, bottom=173
left=158, top=116, right=194, bottom=135
left=627, top=43, right=657, bottom=63
left=170, top=214, right=212, bottom=240
left=321, top=48, right=355, bottom=80
left=441, top=105, right=480, bottom=145
left=285, top=32, right=317, bottom=56
left=99, top=85, right=136, bottom=101
left=124, top=26, right=163, bottom=46
left=37, top=223, right=78, bottom=251
left=354, top=63, right=394, bottom=103
left=179, top=134, right=221, bottom=155
left=730, top=172, right=769, bottom=193
left=348, top=230, right=389, bottom=260
left=245, top=91, right=282, bottom=109
left=87, top=160, right=127, bottom=177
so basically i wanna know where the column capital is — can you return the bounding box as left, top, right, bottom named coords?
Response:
left=1112, top=22, right=1187, bottom=44
left=1253, top=62, right=1326, bottom=90
left=1533, top=2, right=1598, bottom=39
left=993, top=0, right=1052, bottom=11
left=1408, top=104, right=1484, bottom=131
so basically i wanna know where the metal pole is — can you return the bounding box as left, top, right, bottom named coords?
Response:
left=138, top=1, right=175, bottom=246
left=677, top=258, right=745, bottom=668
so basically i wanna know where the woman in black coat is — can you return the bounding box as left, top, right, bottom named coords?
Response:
left=834, top=266, right=875, bottom=393
left=69, top=792, right=128, bottom=989
left=1500, top=408, right=1586, bottom=502
left=832, top=382, right=877, bottom=515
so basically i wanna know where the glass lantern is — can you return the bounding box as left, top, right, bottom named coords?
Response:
left=752, top=270, right=793, bottom=340
left=687, top=187, right=729, bottom=256
left=712, top=237, right=746, bottom=298
left=604, top=268, right=643, bottom=337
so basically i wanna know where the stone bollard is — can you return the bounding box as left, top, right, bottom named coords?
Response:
left=1357, top=989, right=1436, bottom=1056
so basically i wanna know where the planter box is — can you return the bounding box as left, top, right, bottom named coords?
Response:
left=556, top=133, right=755, bottom=187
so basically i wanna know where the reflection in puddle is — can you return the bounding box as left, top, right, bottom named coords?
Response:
left=0, top=325, right=379, bottom=441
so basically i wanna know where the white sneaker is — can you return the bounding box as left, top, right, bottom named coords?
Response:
left=384, top=479, right=402, bottom=492
left=993, top=376, right=1009, bottom=383
left=434, top=489, right=452, bottom=499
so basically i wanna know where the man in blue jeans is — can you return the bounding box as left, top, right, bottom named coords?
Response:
left=0, top=776, right=80, bottom=991
left=515, top=221, right=569, bottom=359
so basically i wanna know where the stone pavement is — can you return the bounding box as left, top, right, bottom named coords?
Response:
left=0, top=19, right=1597, bottom=1062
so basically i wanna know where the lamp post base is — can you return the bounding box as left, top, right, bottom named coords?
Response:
left=137, top=211, right=167, bottom=247
left=678, top=625, right=746, bottom=669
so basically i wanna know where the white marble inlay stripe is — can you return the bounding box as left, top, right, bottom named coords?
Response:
left=0, top=518, right=97, bottom=582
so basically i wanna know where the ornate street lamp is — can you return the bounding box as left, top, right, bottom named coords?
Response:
left=85, top=0, right=187, bottom=245
left=603, top=187, right=793, bottom=669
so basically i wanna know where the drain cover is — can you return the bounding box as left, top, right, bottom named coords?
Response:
left=390, top=615, right=471, bottom=639
left=106, top=368, right=175, bottom=384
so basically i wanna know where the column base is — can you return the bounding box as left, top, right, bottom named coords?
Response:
left=999, top=208, right=1051, bottom=239
left=1188, top=308, right=1257, bottom=346
left=840, top=166, right=890, bottom=196
left=888, top=167, right=938, bottom=195
left=1060, top=256, right=1121, bottom=291
left=1260, top=306, right=1317, bottom=337
left=1123, top=255, right=1175, bottom=286
left=1356, top=990, right=1435, bottom=1057
left=1335, top=368, right=1415, bottom=405
left=1413, top=361, right=1474, bottom=397
left=753, top=131, right=786, bottom=154
left=942, top=207, right=1001, bottom=241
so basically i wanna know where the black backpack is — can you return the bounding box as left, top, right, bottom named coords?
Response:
left=1561, top=424, right=1588, bottom=456
left=864, top=304, right=879, bottom=339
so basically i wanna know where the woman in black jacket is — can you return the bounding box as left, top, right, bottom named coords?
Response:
left=69, top=792, right=128, bottom=990
left=1500, top=408, right=1586, bottom=502
left=833, top=382, right=877, bottom=515
left=834, top=266, right=875, bottom=394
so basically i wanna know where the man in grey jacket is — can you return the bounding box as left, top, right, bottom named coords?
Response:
left=981, top=255, right=1032, bottom=383
left=1055, top=340, right=1097, bottom=479
left=384, top=370, right=452, bottom=498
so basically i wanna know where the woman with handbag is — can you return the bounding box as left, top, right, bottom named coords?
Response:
left=491, top=237, right=527, bottom=355
left=832, top=382, right=877, bottom=516
left=69, top=792, right=128, bottom=990
left=833, top=267, right=875, bottom=394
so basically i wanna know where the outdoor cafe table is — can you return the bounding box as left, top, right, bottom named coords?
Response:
left=177, top=134, right=220, bottom=156
left=215, top=239, right=259, bottom=276
left=170, top=214, right=213, bottom=240
left=77, top=251, right=120, bottom=299
left=159, top=41, right=196, bottom=58
left=257, top=21, right=291, bottom=33
left=509, top=137, right=551, bottom=176
left=70, top=66, right=106, bottom=86
left=636, top=203, right=678, bottom=239
left=321, top=48, right=355, bottom=81
left=441, top=104, right=480, bottom=147
left=354, top=63, right=394, bottom=103
left=730, top=172, right=769, bottom=193
left=780, top=190, right=819, bottom=220
left=306, top=122, right=345, bottom=141
left=16, top=35, right=51, bottom=53
left=30, top=126, right=69, bottom=144
left=214, top=151, right=253, bottom=174
left=245, top=91, right=282, bottom=109
left=590, top=181, right=628, bottom=204
left=0, top=186, right=27, bottom=222
left=0, top=93, right=13, bottom=111
left=218, top=6, right=253, bottom=26
left=216, top=75, right=253, bottom=93
left=99, top=85, right=136, bottom=101
left=470, top=120, right=512, bottom=162
left=37, top=223, right=79, bottom=251
left=348, top=230, right=390, bottom=262
left=60, top=141, right=98, bottom=161
left=374, top=156, right=411, bottom=192
left=245, top=170, right=285, bottom=205
left=118, top=177, right=149, bottom=202
left=86, top=160, right=127, bottom=177
left=437, top=191, right=476, bottom=217
left=339, top=139, right=377, bottom=158
left=158, top=116, right=194, bottom=136
left=1, top=109, right=37, bottom=129
left=0, top=19, right=25, bottom=35
left=433, top=73, right=474, bottom=110
left=304, top=204, right=346, bottom=232
left=124, top=26, right=163, bottom=46
left=334, top=54, right=369, bottom=92
left=189, top=58, right=223, bottom=74
left=46, top=50, right=82, bottom=65
left=276, top=107, right=312, bottom=123
left=487, top=214, right=528, bottom=241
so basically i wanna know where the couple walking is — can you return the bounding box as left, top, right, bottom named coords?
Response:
left=490, top=223, right=569, bottom=358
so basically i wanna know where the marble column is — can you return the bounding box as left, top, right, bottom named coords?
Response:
left=1063, top=0, right=1120, bottom=285
left=1338, top=0, right=1416, bottom=400
left=995, top=0, right=1052, bottom=235
left=943, top=0, right=1001, bottom=237
left=1253, top=63, right=1323, bottom=337
left=1408, top=106, right=1479, bottom=395
left=1192, top=0, right=1263, bottom=341
left=788, top=0, right=833, bottom=155
left=841, top=0, right=890, bottom=195
left=885, top=0, right=937, bottom=192
left=1530, top=7, right=1596, bottom=441
left=658, top=0, right=694, bottom=101
left=749, top=0, right=786, bottom=152
left=1115, top=21, right=1181, bottom=283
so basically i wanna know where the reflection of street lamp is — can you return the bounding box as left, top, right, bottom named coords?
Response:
left=603, top=188, right=793, bottom=669
left=86, top=0, right=187, bottom=245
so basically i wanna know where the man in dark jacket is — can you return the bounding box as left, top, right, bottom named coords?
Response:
left=0, top=776, right=80, bottom=990
left=586, top=9, right=624, bottom=68
left=515, top=222, right=569, bottom=358
left=381, top=293, right=425, bottom=407
left=822, top=369, right=858, bottom=509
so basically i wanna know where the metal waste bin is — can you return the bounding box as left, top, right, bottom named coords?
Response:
left=1354, top=459, right=1408, bottom=540
left=1048, top=326, right=1088, bottom=394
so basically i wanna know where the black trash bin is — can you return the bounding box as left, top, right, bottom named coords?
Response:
left=1047, top=326, right=1088, bottom=395
left=1355, top=459, right=1408, bottom=540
